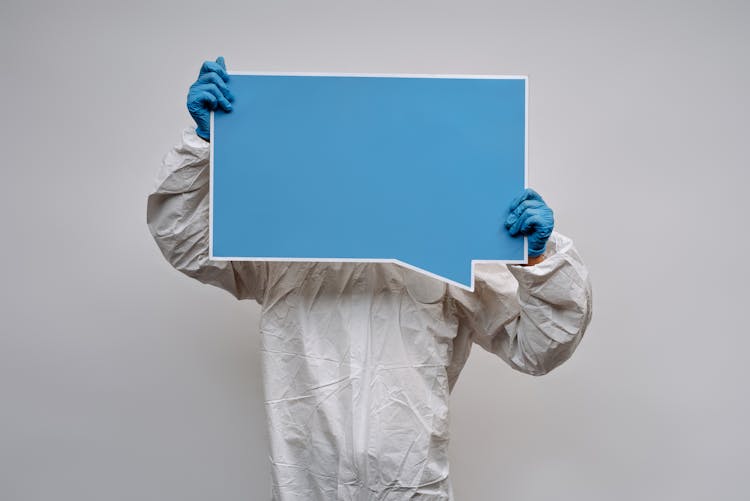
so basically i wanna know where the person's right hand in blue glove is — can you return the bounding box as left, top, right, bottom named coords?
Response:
left=187, top=56, right=234, bottom=141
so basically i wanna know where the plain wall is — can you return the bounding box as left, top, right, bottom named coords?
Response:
left=1, top=1, right=748, bottom=499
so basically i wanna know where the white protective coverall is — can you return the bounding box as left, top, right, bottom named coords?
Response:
left=147, top=128, right=593, bottom=500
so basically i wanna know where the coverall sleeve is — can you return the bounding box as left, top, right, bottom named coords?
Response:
left=449, top=231, right=593, bottom=375
left=146, top=128, right=267, bottom=302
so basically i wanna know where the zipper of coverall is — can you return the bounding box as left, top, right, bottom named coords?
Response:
left=354, top=265, right=374, bottom=499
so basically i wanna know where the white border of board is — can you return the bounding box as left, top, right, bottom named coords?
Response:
left=209, top=71, right=529, bottom=292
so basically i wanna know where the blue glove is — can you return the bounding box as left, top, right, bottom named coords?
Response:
left=187, top=56, right=234, bottom=141
left=505, top=188, right=554, bottom=257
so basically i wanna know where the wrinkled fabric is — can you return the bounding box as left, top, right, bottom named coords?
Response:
left=147, top=128, right=593, bottom=501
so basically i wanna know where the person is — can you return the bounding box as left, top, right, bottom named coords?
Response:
left=147, top=57, right=593, bottom=501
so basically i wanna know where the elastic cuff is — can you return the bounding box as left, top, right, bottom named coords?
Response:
left=507, top=232, right=564, bottom=286
left=195, top=127, right=210, bottom=142
left=528, top=246, right=547, bottom=258
left=183, top=127, right=211, bottom=152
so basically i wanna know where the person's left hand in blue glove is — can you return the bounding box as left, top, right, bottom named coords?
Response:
left=505, top=188, right=555, bottom=265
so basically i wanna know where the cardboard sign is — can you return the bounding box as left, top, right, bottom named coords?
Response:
left=210, top=73, right=527, bottom=290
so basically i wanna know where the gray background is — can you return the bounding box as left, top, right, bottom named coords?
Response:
left=1, top=1, right=748, bottom=499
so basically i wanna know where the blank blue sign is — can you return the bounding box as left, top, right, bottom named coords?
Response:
left=211, top=73, right=527, bottom=290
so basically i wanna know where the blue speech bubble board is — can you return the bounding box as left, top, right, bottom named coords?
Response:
left=210, top=73, right=527, bottom=290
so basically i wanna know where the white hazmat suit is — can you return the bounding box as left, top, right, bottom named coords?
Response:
left=147, top=128, right=593, bottom=500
